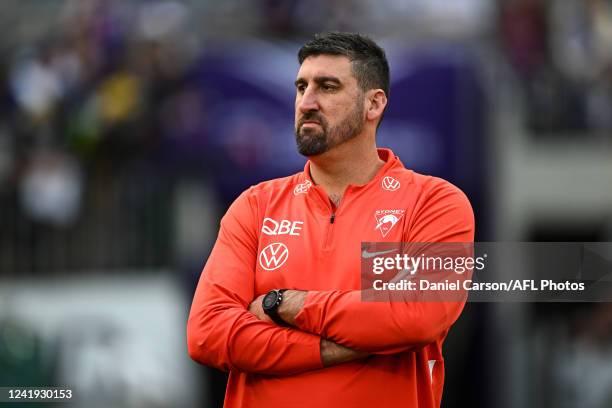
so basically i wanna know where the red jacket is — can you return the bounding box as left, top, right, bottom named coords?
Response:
left=188, top=148, right=474, bottom=407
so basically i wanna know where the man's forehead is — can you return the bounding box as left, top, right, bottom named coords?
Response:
left=296, top=54, right=354, bottom=81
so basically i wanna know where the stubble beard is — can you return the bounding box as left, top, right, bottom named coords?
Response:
left=295, top=99, right=365, bottom=157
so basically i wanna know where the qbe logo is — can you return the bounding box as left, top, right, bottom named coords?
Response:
left=382, top=176, right=400, bottom=191
left=261, top=218, right=303, bottom=236
left=259, top=242, right=289, bottom=271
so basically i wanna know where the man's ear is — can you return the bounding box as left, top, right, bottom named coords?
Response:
left=366, top=89, right=387, bottom=122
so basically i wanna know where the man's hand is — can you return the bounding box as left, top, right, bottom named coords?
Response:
left=248, top=294, right=273, bottom=323
left=277, top=290, right=306, bottom=325
left=320, top=339, right=369, bottom=367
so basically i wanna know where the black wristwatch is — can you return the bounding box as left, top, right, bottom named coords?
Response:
left=262, top=289, right=288, bottom=326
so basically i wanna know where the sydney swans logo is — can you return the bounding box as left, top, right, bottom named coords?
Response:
left=374, top=209, right=405, bottom=237
left=259, top=242, right=289, bottom=271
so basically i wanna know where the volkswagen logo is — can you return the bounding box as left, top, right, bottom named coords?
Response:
left=259, top=242, right=289, bottom=271
left=382, top=176, right=400, bottom=191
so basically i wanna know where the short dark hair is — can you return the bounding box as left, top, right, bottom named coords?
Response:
left=298, top=32, right=390, bottom=98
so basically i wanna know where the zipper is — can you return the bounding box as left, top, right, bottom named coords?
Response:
left=323, top=211, right=335, bottom=250
left=317, top=187, right=343, bottom=250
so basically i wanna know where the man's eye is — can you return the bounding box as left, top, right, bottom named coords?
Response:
left=322, top=84, right=336, bottom=91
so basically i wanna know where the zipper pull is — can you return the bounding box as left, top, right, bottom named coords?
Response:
left=330, top=214, right=335, bottom=224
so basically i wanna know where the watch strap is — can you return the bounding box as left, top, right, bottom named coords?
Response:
left=264, top=289, right=288, bottom=326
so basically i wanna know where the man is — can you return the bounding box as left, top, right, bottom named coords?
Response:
left=187, top=32, right=474, bottom=407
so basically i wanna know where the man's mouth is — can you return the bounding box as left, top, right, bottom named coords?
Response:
left=300, top=116, right=323, bottom=126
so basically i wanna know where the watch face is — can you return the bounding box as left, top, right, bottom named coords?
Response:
left=263, top=292, right=278, bottom=309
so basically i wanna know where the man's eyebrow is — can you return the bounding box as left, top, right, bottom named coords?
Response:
left=314, top=76, right=341, bottom=85
left=294, top=76, right=342, bottom=87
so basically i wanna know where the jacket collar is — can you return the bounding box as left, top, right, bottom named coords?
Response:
left=301, top=148, right=404, bottom=189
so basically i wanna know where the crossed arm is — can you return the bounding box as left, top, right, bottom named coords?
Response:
left=187, top=182, right=474, bottom=376
left=187, top=191, right=368, bottom=375
left=248, top=290, right=367, bottom=367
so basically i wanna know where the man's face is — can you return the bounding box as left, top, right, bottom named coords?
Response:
left=294, top=55, right=365, bottom=156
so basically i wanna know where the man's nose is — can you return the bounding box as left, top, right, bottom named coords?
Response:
left=297, top=88, right=319, bottom=113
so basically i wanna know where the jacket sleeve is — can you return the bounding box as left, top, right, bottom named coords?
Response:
left=292, top=180, right=474, bottom=353
left=187, top=190, right=323, bottom=375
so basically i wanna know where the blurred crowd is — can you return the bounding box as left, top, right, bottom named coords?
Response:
left=0, top=0, right=201, bottom=272
left=500, top=0, right=612, bottom=134
left=0, top=0, right=610, bottom=273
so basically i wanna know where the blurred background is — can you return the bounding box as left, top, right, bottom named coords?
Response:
left=0, top=0, right=611, bottom=407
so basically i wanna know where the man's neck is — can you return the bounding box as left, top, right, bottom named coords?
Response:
left=308, top=140, right=385, bottom=207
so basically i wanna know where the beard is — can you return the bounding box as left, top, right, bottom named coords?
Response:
left=295, top=99, right=365, bottom=157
